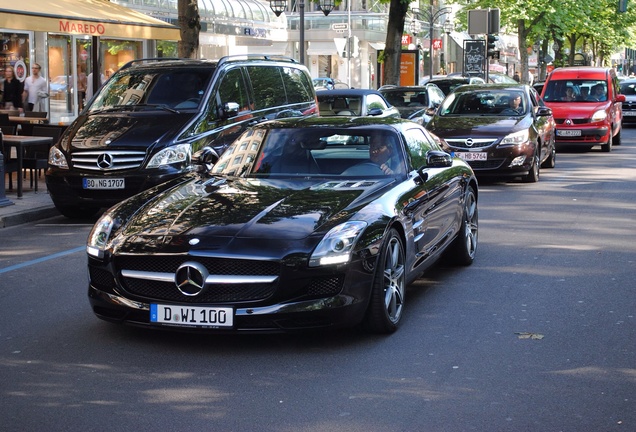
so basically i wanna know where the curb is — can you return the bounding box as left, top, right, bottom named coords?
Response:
left=0, top=206, right=60, bottom=228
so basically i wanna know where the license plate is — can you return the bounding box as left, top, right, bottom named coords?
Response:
left=456, top=152, right=487, bottom=161
left=623, top=111, right=636, bottom=116
left=150, top=304, right=234, bottom=328
left=83, top=178, right=125, bottom=189
left=557, top=129, right=582, bottom=137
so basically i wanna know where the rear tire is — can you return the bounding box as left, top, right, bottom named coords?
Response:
left=363, top=228, right=405, bottom=334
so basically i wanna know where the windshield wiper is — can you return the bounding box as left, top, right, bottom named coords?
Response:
left=91, top=104, right=179, bottom=114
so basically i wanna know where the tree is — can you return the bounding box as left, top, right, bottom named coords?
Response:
left=382, top=0, right=410, bottom=86
left=178, top=0, right=201, bottom=58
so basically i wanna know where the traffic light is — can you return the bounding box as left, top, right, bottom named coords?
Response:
left=487, top=33, right=499, bottom=58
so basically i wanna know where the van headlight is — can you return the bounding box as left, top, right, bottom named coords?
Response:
left=499, top=130, right=529, bottom=147
left=48, top=146, right=69, bottom=169
left=147, top=144, right=191, bottom=168
left=309, top=221, right=367, bottom=267
left=87, top=214, right=115, bottom=259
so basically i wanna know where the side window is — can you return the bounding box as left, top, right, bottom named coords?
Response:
left=281, top=67, right=313, bottom=103
left=366, top=93, right=388, bottom=110
left=403, top=128, right=435, bottom=169
left=247, top=66, right=287, bottom=110
left=216, top=67, right=251, bottom=115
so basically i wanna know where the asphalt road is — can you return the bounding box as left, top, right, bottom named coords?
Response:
left=1, top=132, right=635, bottom=431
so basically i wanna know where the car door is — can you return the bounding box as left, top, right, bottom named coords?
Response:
left=530, top=88, right=553, bottom=163
left=401, top=127, right=463, bottom=266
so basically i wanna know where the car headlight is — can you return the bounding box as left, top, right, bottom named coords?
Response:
left=48, top=146, right=69, bottom=169
left=500, top=130, right=529, bottom=146
left=309, top=221, right=367, bottom=267
left=146, top=144, right=191, bottom=168
left=87, top=214, right=115, bottom=259
left=591, top=109, right=607, bottom=122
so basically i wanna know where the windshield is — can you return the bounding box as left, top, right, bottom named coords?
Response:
left=211, top=128, right=406, bottom=178
left=382, top=91, right=428, bottom=108
left=543, top=79, right=608, bottom=102
left=438, top=90, right=527, bottom=116
left=88, top=67, right=214, bottom=111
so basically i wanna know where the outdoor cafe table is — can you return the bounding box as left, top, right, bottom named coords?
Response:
left=9, top=116, right=49, bottom=125
left=3, top=135, right=53, bottom=198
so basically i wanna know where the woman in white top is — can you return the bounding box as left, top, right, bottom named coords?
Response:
left=23, top=63, right=48, bottom=112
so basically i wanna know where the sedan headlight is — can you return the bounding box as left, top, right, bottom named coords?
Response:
left=146, top=144, right=191, bottom=168
left=48, top=146, right=69, bottom=169
left=87, top=214, right=115, bottom=259
left=500, top=130, right=529, bottom=146
left=591, top=109, right=607, bottom=122
left=309, top=221, right=367, bottom=267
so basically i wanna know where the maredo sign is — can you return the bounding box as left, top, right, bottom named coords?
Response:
left=59, top=20, right=106, bottom=36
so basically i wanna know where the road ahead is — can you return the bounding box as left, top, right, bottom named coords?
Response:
left=1, top=133, right=635, bottom=431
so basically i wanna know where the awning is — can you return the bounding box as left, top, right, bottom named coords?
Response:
left=307, top=41, right=338, bottom=56
left=0, top=0, right=179, bottom=40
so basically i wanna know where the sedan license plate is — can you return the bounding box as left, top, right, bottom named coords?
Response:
left=456, top=152, right=487, bottom=161
left=623, top=111, right=636, bottom=116
left=557, top=129, right=582, bottom=137
left=150, top=304, right=234, bottom=328
left=83, top=178, right=125, bottom=190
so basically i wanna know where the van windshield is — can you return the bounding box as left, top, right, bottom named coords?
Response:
left=88, top=68, right=214, bottom=112
left=543, top=79, right=608, bottom=102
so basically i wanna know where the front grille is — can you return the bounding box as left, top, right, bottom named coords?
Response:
left=71, top=150, right=146, bottom=171
left=445, top=138, right=497, bottom=149
left=116, top=255, right=281, bottom=303
left=305, top=276, right=344, bottom=297
left=554, top=118, right=590, bottom=125
left=89, top=267, right=116, bottom=290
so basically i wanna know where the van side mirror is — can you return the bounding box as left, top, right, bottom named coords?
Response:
left=222, top=102, right=240, bottom=119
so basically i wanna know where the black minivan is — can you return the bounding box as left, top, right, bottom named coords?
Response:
left=46, top=55, right=317, bottom=218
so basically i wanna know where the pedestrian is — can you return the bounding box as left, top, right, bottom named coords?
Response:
left=23, top=63, right=48, bottom=112
left=513, top=72, right=521, bottom=82
left=3, top=65, right=24, bottom=112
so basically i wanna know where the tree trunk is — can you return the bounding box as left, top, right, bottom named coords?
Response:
left=517, top=19, right=530, bottom=84
left=178, top=0, right=200, bottom=59
left=382, top=0, right=409, bottom=86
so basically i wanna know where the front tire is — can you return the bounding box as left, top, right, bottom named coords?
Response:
left=522, top=154, right=540, bottom=183
left=363, top=228, right=406, bottom=334
left=448, top=185, right=478, bottom=266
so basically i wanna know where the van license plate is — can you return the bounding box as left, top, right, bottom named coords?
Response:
left=83, top=178, right=125, bottom=189
left=150, top=304, right=234, bottom=328
left=557, top=129, right=582, bottom=137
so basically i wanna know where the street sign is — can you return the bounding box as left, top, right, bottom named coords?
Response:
left=332, top=23, right=349, bottom=31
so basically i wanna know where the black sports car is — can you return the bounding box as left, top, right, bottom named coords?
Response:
left=87, top=116, right=478, bottom=334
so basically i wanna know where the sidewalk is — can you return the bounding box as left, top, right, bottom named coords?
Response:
left=0, top=173, right=60, bottom=228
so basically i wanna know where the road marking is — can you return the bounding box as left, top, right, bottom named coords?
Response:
left=0, top=246, right=85, bottom=274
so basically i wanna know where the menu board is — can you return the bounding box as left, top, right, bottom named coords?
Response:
left=463, top=40, right=486, bottom=80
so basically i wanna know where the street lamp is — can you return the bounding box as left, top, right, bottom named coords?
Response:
left=411, top=3, right=451, bottom=81
left=269, top=0, right=305, bottom=64
left=318, top=0, right=334, bottom=16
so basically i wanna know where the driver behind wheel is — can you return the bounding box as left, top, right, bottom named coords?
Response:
left=369, top=134, right=403, bottom=175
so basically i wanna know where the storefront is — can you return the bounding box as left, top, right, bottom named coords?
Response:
left=0, top=0, right=179, bottom=123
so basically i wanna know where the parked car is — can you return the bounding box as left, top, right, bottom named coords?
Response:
left=540, top=67, right=625, bottom=152
left=313, top=77, right=348, bottom=90
left=619, top=78, right=636, bottom=124
left=378, top=84, right=446, bottom=125
left=427, top=76, right=487, bottom=95
left=50, top=75, right=72, bottom=99
left=46, top=55, right=317, bottom=219
left=426, top=84, right=556, bottom=183
left=86, top=116, right=479, bottom=334
left=317, top=89, right=401, bottom=118
left=487, top=72, right=518, bottom=84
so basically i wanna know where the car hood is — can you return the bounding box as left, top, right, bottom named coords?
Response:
left=545, top=101, right=610, bottom=119
left=427, top=115, right=526, bottom=138
left=67, top=112, right=196, bottom=151
left=111, top=176, right=392, bottom=253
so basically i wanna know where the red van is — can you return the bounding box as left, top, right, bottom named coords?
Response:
left=540, top=67, right=624, bottom=152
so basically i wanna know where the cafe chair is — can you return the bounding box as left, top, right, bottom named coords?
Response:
left=0, top=125, right=17, bottom=135
left=23, top=126, right=62, bottom=192
left=2, top=134, right=20, bottom=191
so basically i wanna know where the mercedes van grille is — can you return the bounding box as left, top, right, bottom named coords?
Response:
left=71, top=150, right=147, bottom=171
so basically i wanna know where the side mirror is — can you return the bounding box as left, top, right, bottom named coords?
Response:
left=193, top=146, right=219, bottom=172
left=222, top=102, right=240, bottom=119
left=426, top=150, right=453, bottom=168
left=367, top=108, right=383, bottom=116
left=536, top=106, right=552, bottom=117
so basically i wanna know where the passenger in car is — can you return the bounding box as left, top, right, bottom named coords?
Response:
left=561, top=87, right=576, bottom=101
left=588, top=84, right=606, bottom=101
